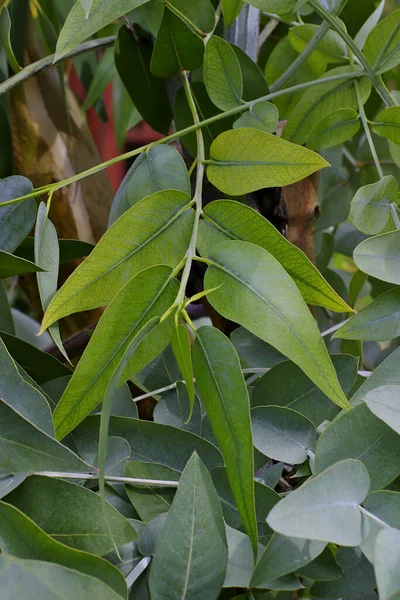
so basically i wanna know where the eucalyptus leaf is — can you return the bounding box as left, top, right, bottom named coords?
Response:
left=349, top=176, right=400, bottom=236
left=295, top=546, right=343, bottom=581
left=352, top=347, right=400, bottom=405
left=364, top=385, right=400, bottom=435
left=374, top=528, right=400, bottom=600
left=153, top=382, right=202, bottom=435
left=311, top=547, right=376, bottom=597
left=353, top=230, right=400, bottom=285
left=171, top=324, right=195, bottom=415
left=0, top=251, right=44, bottom=279
left=0, top=280, right=14, bottom=334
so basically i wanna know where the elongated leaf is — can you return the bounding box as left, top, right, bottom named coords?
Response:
left=204, top=240, right=350, bottom=409
left=267, top=459, right=370, bottom=546
left=198, top=200, right=351, bottom=312
left=109, top=146, right=190, bottom=225
left=233, top=101, right=278, bottom=133
left=221, top=0, right=242, bottom=27
left=349, top=176, right=400, bottom=236
left=352, top=347, right=400, bottom=404
left=364, top=385, right=400, bottom=435
left=0, top=473, right=27, bottom=500
left=0, top=555, right=123, bottom=600
left=204, top=36, right=242, bottom=111
left=192, top=326, right=257, bottom=554
left=374, top=528, right=400, bottom=600
left=0, top=176, right=36, bottom=253
left=283, top=66, right=371, bottom=145
left=153, top=382, right=202, bottom=435
left=364, top=9, right=400, bottom=74
left=53, top=266, right=178, bottom=440
left=41, top=191, right=193, bottom=330
left=114, top=26, right=172, bottom=134
left=289, top=24, right=347, bottom=67
left=0, top=280, right=14, bottom=334
left=0, top=501, right=127, bottom=597
left=354, top=0, right=385, bottom=50
left=251, top=406, right=317, bottom=464
left=15, top=237, right=94, bottom=264
left=54, top=0, right=150, bottom=61
left=79, top=0, right=93, bottom=18
left=82, top=48, right=116, bottom=111
left=353, top=230, right=400, bottom=285
left=207, top=128, right=329, bottom=196
left=246, top=0, right=297, bottom=14
left=315, top=403, right=400, bottom=491
left=373, top=106, right=400, bottom=145
left=0, top=7, right=20, bottom=73
left=307, top=108, right=360, bottom=151
left=0, top=250, right=44, bottom=279
left=7, top=475, right=137, bottom=555
left=166, top=0, right=215, bottom=34
left=171, top=324, right=195, bottom=416
left=149, top=453, right=228, bottom=600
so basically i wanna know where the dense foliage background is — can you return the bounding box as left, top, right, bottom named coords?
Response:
left=2, top=0, right=400, bottom=598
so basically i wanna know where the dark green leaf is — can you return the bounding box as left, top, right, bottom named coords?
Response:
left=311, top=547, right=376, bottom=598
left=351, top=347, right=400, bottom=404
left=364, top=385, right=400, bottom=435
left=171, top=324, right=195, bottom=415
left=125, top=461, right=179, bottom=522
left=0, top=250, right=45, bottom=279
left=153, top=382, right=202, bottom=435
left=0, top=176, right=35, bottom=254
left=354, top=230, right=400, bottom=285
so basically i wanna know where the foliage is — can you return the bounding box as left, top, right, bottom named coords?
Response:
left=2, top=0, right=400, bottom=598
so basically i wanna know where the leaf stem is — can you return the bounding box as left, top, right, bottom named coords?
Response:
left=359, top=506, right=388, bottom=528
left=37, top=471, right=180, bottom=487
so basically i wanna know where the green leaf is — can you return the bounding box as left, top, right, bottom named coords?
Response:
left=0, top=501, right=127, bottom=598
left=114, top=26, right=172, bottom=134
left=251, top=535, right=325, bottom=588
left=231, top=327, right=285, bottom=369
left=246, top=0, right=297, bottom=14
left=0, top=281, right=14, bottom=334
left=252, top=355, right=357, bottom=426
left=82, top=48, right=116, bottom=111
left=349, top=176, right=400, bottom=236
left=307, top=108, right=360, bottom=151
left=54, top=0, right=151, bottom=62
left=53, top=265, right=178, bottom=440
left=192, top=326, right=258, bottom=555
left=230, top=43, right=269, bottom=102
left=171, top=324, right=195, bottom=417
left=0, top=7, right=20, bottom=73
left=267, top=459, right=370, bottom=545
left=251, top=406, right=317, bottom=464
left=0, top=176, right=36, bottom=253
left=311, top=547, right=376, bottom=597
left=149, top=452, right=228, bottom=600
left=0, top=473, right=27, bottom=500
left=364, top=385, right=400, bottom=435
left=0, top=555, right=123, bottom=600
left=223, top=526, right=261, bottom=589
left=353, top=230, right=400, bottom=285
left=153, top=382, right=202, bottom=435
left=221, top=0, right=242, bottom=27
left=351, top=347, right=400, bottom=405
left=198, top=200, right=351, bottom=313
left=79, top=0, right=93, bottom=18
left=289, top=24, right=347, bottom=67
left=315, top=403, right=400, bottom=491
left=295, top=546, right=343, bottom=581
left=0, top=250, right=44, bottom=279
left=364, top=9, right=400, bottom=74
left=204, top=240, right=350, bottom=410
left=150, top=8, right=204, bottom=78
left=354, top=0, right=385, bottom=50
left=16, top=237, right=94, bottom=265
left=7, top=475, right=137, bottom=555
left=204, top=36, right=243, bottom=111
left=234, top=101, right=278, bottom=133
left=166, top=0, right=215, bottom=34
left=282, top=66, right=371, bottom=145
left=112, top=74, right=142, bottom=149
left=374, top=528, right=400, bottom=600
left=373, top=106, right=400, bottom=145
left=334, top=289, right=400, bottom=342
left=206, top=128, right=329, bottom=196
left=41, top=191, right=193, bottom=330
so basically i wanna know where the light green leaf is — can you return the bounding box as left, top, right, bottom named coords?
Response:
left=41, top=191, right=193, bottom=330
left=315, top=403, right=400, bottom=491
left=251, top=406, right=316, bottom=464
left=364, top=385, right=400, bottom=435
left=246, top=0, right=297, bottom=14
left=0, top=555, right=123, bottom=600
left=166, top=0, right=215, bottom=34
left=79, top=0, right=93, bottom=19
left=283, top=66, right=371, bottom=145
left=207, top=128, right=329, bottom=195
left=149, top=453, right=228, bottom=600
left=204, top=240, right=350, bottom=410
left=354, top=0, right=385, bottom=50
left=334, top=289, right=400, bottom=342
left=307, top=108, right=360, bottom=151
left=204, top=36, right=242, bottom=111
left=198, top=200, right=351, bottom=312
left=192, top=326, right=258, bottom=555
left=364, top=9, right=400, bottom=74
left=7, top=475, right=137, bottom=555
left=0, top=501, right=127, bottom=598
left=373, top=106, right=400, bottom=145
left=289, top=24, right=347, bottom=67
left=349, top=176, right=400, bottom=236
left=0, top=176, right=36, bottom=254
left=352, top=347, right=400, bottom=405
left=353, top=230, right=400, bottom=285
left=374, top=528, right=400, bottom=600
left=54, top=0, right=151, bottom=61
left=251, top=534, right=325, bottom=588
left=221, top=0, right=242, bottom=27
left=53, top=265, right=178, bottom=440
left=0, top=7, right=20, bottom=73
left=233, top=101, right=278, bottom=133
left=267, top=459, right=370, bottom=545
left=171, top=324, right=195, bottom=417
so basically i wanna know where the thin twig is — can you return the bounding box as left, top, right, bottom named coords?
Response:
left=37, top=471, right=180, bottom=487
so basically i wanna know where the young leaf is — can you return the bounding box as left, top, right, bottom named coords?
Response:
left=53, top=266, right=178, bottom=440
left=204, top=240, right=350, bottom=410
left=267, top=459, right=370, bottom=546
left=315, top=403, right=400, bottom=491
left=364, top=9, right=400, bottom=74
left=171, top=324, right=195, bottom=417
left=198, top=199, right=352, bottom=312
left=0, top=501, right=127, bottom=598
left=41, top=191, right=193, bottom=330
left=233, top=101, right=278, bottom=133
left=251, top=406, right=317, bottom=464
left=295, top=546, right=343, bottom=581
left=374, top=528, right=400, bottom=600
left=0, top=176, right=36, bottom=253
left=354, top=230, right=400, bottom=285
left=373, top=106, right=400, bottom=145
left=54, top=0, right=151, bottom=62
left=349, top=176, right=400, bottom=235
left=149, top=453, right=228, bottom=600
left=153, top=382, right=202, bottom=435
left=114, top=26, right=172, bottom=134
left=307, top=109, right=360, bottom=151
left=0, top=555, right=123, bottom=600
left=364, top=385, right=400, bottom=436
left=207, top=128, right=329, bottom=195
left=192, top=326, right=258, bottom=555
left=204, top=36, right=243, bottom=111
